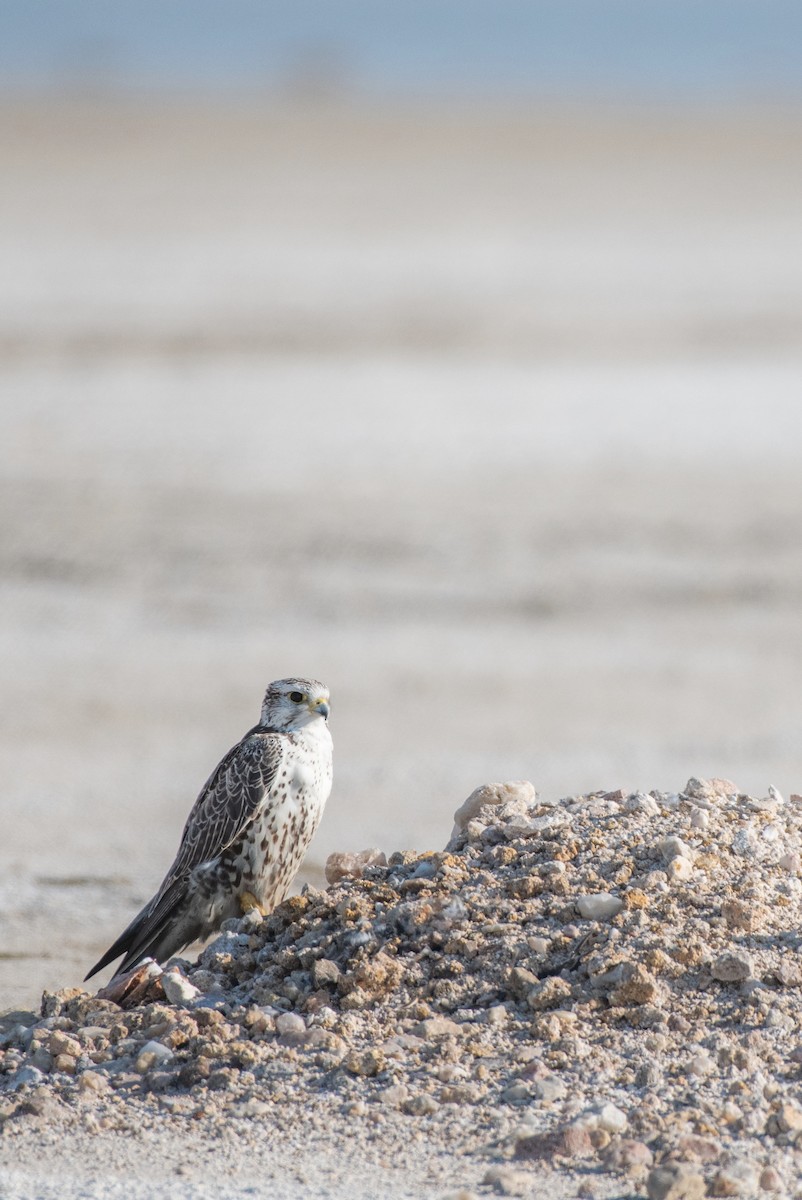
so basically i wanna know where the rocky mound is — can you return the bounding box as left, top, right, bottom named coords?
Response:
left=2, top=778, right=802, bottom=1198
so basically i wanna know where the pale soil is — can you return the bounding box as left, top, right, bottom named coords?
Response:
left=2, top=780, right=802, bottom=1199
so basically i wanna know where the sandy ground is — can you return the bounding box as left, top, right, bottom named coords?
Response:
left=2, top=95, right=802, bottom=1039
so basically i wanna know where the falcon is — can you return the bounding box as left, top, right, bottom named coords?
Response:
left=85, top=678, right=333, bottom=981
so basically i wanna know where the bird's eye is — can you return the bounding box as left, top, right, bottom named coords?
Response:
left=289, top=690, right=304, bottom=703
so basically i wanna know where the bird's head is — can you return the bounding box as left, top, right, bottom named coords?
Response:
left=260, top=678, right=331, bottom=732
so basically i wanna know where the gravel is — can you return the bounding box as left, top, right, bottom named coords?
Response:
left=3, top=776, right=802, bottom=1198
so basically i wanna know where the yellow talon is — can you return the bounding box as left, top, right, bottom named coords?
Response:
left=239, top=891, right=265, bottom=916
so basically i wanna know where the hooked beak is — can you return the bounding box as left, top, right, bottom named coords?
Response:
left=311, top=697, right=330, bottom=720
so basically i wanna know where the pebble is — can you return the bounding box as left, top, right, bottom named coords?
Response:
left=709, top=1161, right=759, bottom=1196
left=666, top=856, right=693, bottom=882
left=576, top=893, right=624, bottom=921
left=609, top=962, right=660, bottom=1005
left=605, top=1139, right=653, bottom=1171
left=161, top=970, right=201, bottom=1006
left=324, top=848, right=388, bottom=884
left=135, top=1041, right=173, bottom=1073
left=527, top=937, right=550, bottom=956
left=275, top=1012, right=307, bottom=1043
left=683, top=777, right=738, bottom=801
left=440, top=1083, right=481, bottom=1105
left=379, top=1083, right=409, bottom=1108
left=627, top=793, right=661, bottom=816
left=404, top=1093, right=440, bottom=1116
left=595, top=1102, right=627, bottom=1133
left=532, top=1076, right=567, bottom=1104
left=659, top=836, right=694, bottom=862
left=732, top=829, right=761, bottom=858
left=758, top=1167, right=782, bottom=1192
left=506, top=967, right=538, bottom=999
left=451, top=781, right=536, bottom=838
left=688, top=1052, right=716, bottom=1077
left=414, top=1017, right=462, bottom=1040
left=343, top=1048, right=385, bottom=1077
left=676, top=1135, right=721, bottom=1162
left=768, top=1100, right=802, bottom=1134
left=482, top=1165, right=531, bottom=1196
left=515, top=1123, right=594, bottom=1161
left=712, top=952, right=753, bottom=983
left=49, top=1031, right=82, bottom=1058
left=647, top=1164, right=706, bottom=1200
left=526, top=977, right=571, bottom=1011
left=485, top=1005, right=508, bottom=1026
left=10, top=1065, right=44, bottom=1090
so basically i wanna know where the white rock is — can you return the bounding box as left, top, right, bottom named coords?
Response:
left=482, top=1166, right=531, bottom=1196
left=275, top=1012, right=307, bottom=1038
left=307, top=1005, right=338, bottom=1029
left=527, top=937, right=550, bottom=956
left=690, top=809, right=709, bottom=830
left=666, top=856, right=693, bottom=882
left=501, top=1082, right=531, bottom=1106
left=712, top=952, right=753, bottom=982
left=540, top=860, right=565, bottom=878
left=764, top=1007, right=794, bottom=1031
left=465, top=819, right=486, bottom=841
left=10, top=1065, right=44, bottom=1090
left=503, top=811, right=569, bottom=841
left=684, top=776, right=738, bottom=801
left=576, top=893, right=624, bottom=921
left=659, top=836, right=694, bottom=862
left=139, top=1039, right=173, bottom=1063
left=200, top=931, right=249, bottom=965
left=626, top=793, right=661, bottom=816
left=135, top=1041, right=173, bottom=1072
left=451, top=780, right=536, bottom=838
left=732, top=828, right=761, bottom=858
left=533, top=1076, right=567, bottom=1104
left=78, top=1071, right=108, bottom=1095
left=688, top=1052, right=715, bottom=1076
left=414, top=1017, right=463, bottom=1040
left=162, top=969, right=201, bottom=1006
left=641, top=870, right=669, bottom=892
left=380, top=1083, right=409, bottom=1108
left=596, top=1101, right=628, bottom=1133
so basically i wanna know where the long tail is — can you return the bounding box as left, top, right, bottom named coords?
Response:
left=84, top=878, right=192, bottom=981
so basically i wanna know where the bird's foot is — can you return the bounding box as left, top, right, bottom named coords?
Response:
left=239, top=891, right=266, bottom=916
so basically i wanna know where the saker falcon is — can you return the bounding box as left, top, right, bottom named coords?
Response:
left=86, top=678, right=333, bottom=981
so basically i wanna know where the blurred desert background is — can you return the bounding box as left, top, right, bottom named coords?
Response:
left=2, top=0, right=802, bottom=1011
